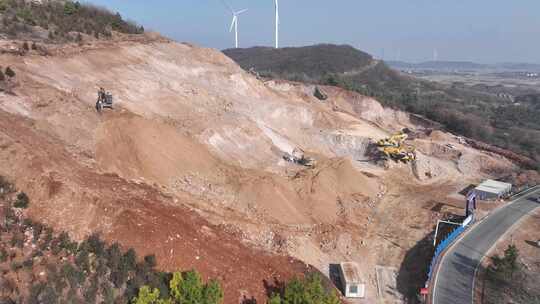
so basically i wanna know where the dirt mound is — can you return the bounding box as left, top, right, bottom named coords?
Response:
left=96, top=113, right=223, bottom=187
left=0, top=109, right=312, bottom=303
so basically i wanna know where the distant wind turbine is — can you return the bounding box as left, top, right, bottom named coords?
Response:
left=221, top=0, right=248, bottom=48
left=274, top=0, right=279, bottom=48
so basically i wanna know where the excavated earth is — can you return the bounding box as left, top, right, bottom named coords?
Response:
left=0, top=36, right=521, bottom=303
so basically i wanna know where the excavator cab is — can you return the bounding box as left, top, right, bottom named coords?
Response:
left=96, top=88, right=113, bottom=113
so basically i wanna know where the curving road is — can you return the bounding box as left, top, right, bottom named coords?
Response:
left=432, top=186, right=540, bottom=304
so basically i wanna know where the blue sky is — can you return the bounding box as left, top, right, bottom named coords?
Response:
left=88, top=0, right=540, bottom=63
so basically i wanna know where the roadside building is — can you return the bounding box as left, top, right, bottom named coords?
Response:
left=474, top=179, right=512, bottom=200
left=338, top=262, right=365, bottom=298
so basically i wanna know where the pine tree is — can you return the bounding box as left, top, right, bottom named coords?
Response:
left=202, top=280, right=223, bottom=304
left=178, top=270, right=203, bottom=304
left=132, top=286, right=160, bottom=304
left=169, top=272, right=183, bottom=301
left=489, top=244, right=520, bottom=282
left=268, top=294, right=282, bottom=304
left=324, top=292, right=341, bottom=304
left=283, top=278, right=307, bottom=304
left=503, top=244, right=519, bottom=278
left=304, top=273, right=325, bottom=302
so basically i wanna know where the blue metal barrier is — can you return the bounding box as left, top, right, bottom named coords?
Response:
left=426, top=222, right=469, bottom=281
left=426, top=213, right=476, bottom=283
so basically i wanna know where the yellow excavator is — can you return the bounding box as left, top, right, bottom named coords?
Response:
left=377, top=132, right=408, bottom=147
left=376, top=132, right=416, bottom=163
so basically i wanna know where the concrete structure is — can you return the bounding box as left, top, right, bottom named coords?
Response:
left=338, top=262, right=365, bottom=298
left=474, top=179, right=512, bottom=200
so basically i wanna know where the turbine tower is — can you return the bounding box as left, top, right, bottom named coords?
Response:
left=221, top=0, right=248, bottom=48
left=229, top=8, right=248, bottom=48
left=274, top=0, right=279, bottom=48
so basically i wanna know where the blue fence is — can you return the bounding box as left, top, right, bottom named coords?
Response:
left=426, top=226, right=463, bottom=280
left=426, top=214, right=474, bottom=282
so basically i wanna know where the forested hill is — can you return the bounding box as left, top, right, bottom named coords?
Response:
left=223, top=44, right=375, bottom=81
left=0, top=0, right=144, bottom=42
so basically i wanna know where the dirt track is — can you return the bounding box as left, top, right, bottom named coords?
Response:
left=0, top=37, right=519, bottom=303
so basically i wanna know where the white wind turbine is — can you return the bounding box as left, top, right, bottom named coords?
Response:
left=222, top=0, right=248, bottom=48
left=274, top=0, right=279, bottom=48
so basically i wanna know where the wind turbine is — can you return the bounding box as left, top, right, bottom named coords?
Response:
left=274, top=0, right=279, bottom=48
left=221, top=0, right=248, bottom=48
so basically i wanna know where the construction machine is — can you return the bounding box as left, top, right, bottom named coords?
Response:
left=95, top=88, right=114, bottom=113
left=380, top=145, right=416, bottom=162
left=376, top=132, right=408, bottom=147
left=376, top=132, right=416, bottom=163
left=314, top=86, right=328, bottom=101
left=283, top=148, right=316, bottom=167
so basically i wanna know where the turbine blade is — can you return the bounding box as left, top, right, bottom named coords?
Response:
left=220, top=0, right=234, bottom=13
left=236, top=8, right=248, bottom=15
left=229, top=16, right=236, bottom=32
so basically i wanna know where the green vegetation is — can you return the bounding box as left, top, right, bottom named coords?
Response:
left=133, top=270, right=223, bottom=304
left=1, top=176, right=337, bottom=304
left=268, top=273, right=340, bottom=304
left=13, top=191, right=29, bottom=208
left=483, top=244, right=540, bottom=304
left=0, top=0, right=144, bottom=42
left=224, top=45, right=540, bottom=168
left=224, top=44, right=372, bottom=83
left=0, top=177, right=223, bottom=304
left=488, top=244, right=520, bottom=283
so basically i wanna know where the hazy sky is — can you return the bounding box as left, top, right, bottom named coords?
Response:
left=89, top=0, right=540, bottom=63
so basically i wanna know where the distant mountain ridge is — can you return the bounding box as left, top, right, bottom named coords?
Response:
left=387, top=60, right=540, bottom=72
left=387, top=60, right=489, bottom=70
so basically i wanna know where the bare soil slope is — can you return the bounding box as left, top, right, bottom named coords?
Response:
left=0, top=38, right=518, bottom=303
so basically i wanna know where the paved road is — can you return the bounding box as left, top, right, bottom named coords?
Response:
left=432, top=187, right=540, bottom=304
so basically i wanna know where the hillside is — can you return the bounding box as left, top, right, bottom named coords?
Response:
left=0, top=0, right=143, bottom=42
left=223, top=44, right=374, bottom=82
left=224, top=44, right=540, bottom=168
left=0, top=178, right=225, bottom=303
left=1, top=18, right=539, bottom=304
